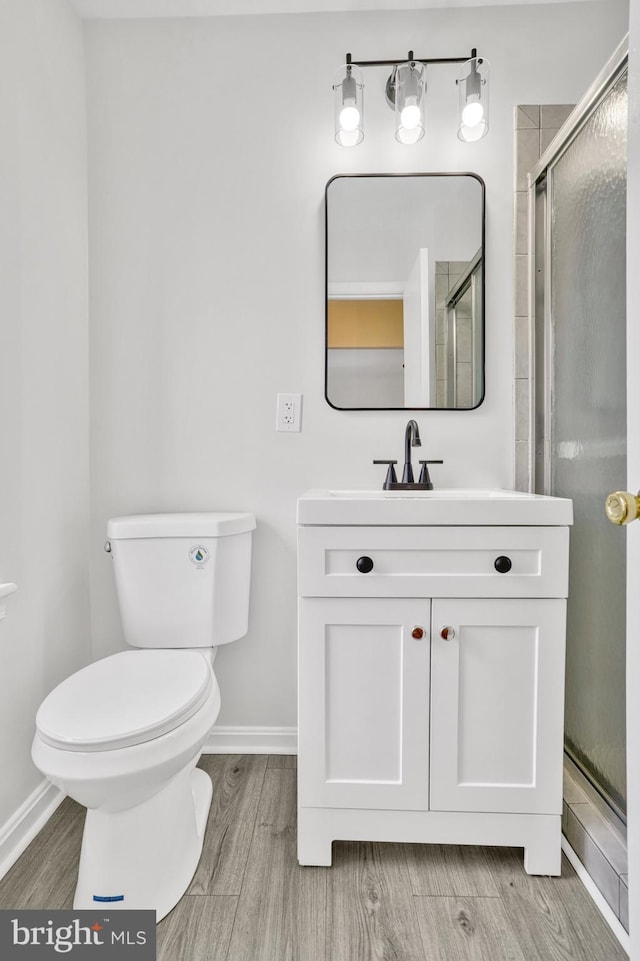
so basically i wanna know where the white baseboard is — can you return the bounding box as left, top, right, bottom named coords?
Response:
left=561, top=835, right=630, bottom=954
left=203, top=725, right=297, bottom=755
left=0, top=779, right=65, bottom=881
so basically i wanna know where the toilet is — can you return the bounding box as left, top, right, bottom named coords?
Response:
left=31, top=512, right=255, bottom=921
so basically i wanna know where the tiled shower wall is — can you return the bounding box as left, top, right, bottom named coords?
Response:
left=513, top=105, right=574, bottom=490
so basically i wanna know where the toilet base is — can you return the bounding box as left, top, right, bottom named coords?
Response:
left=73, top=763, right=212, bottom=922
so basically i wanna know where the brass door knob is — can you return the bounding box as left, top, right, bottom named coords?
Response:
left=605, top=490, right=640, bottom=525
left=411, top=626, right=425, bottom=639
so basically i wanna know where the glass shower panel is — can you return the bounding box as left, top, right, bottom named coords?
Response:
left=549, top=70, right=627, bottom=813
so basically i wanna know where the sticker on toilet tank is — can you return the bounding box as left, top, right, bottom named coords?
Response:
left=189, top=545, right=209, bottom=569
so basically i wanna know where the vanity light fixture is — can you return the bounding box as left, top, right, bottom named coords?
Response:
left=387, top=59, right=426, bottom=144
left=334, top=57, right=364, bottom=146
left=333, top=47, right=488, bottom=147
left=457, top=55, right=490, bottom=142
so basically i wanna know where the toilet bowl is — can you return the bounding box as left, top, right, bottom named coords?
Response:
left=31, top=512, right=255, bottom=921
left=32, top=650, right=220, bottom=919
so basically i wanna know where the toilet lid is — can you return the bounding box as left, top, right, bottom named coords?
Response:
left=35, top=650, right=213, bottom=752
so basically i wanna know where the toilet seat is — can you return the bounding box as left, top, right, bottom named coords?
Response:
left=35, top=650, right=213, bottom=752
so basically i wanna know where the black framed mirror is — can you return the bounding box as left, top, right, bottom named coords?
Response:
left=325, top=173, right=485, bottom=410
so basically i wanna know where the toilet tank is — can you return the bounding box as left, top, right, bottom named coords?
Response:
left=106, top=513, right=256, bottom=649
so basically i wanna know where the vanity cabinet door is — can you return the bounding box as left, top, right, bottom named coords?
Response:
left=430, top=598, right=566, bottom=815
left=298, top=597, right=431, bottom=811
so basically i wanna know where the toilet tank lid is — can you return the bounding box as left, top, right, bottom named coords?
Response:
left=107, top=512, right=256, bottom=539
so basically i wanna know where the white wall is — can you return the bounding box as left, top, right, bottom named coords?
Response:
left=0, top=0, right=90, bottom=831
left=84, top=2, right=628, bottom=732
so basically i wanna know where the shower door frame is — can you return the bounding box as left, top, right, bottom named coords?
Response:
left=528, top=37, right=629, bottom=823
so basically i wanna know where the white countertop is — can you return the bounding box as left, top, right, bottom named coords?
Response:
left=297, top=489, right=574, bottom=526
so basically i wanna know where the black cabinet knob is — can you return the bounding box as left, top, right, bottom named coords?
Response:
left=494, top=555, right=512, bottom=574
left=356, top=556, right=374, bottom=574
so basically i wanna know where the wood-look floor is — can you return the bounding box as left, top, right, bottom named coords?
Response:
left=0, top=755, right=626, bottom=961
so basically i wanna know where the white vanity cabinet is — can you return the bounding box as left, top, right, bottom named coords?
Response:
left=297, top=493, right=573, bottom=876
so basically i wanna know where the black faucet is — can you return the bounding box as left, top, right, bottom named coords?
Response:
left=373, top=419, right=443, bottom=490
left=402, top=419, right=421, bottom=483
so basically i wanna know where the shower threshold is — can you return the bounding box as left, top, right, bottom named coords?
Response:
left=563, top=754, right=628, bottom=932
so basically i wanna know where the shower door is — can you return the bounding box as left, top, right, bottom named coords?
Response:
left=532, top=53, right=628, bottom=817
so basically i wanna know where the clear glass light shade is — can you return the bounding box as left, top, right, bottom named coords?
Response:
left=334, top=64, right=364, bottom=147
left=457, top=57, right=489, bottom=142
left=394, top=61, right=425, bottom=144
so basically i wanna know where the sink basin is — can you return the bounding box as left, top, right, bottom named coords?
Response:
left=298, top=489, right=573, bottom=526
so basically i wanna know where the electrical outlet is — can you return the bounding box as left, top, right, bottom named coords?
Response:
left=276, top=393, right=302, bottom=432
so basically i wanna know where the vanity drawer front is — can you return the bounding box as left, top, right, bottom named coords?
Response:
left=298, top=526, right=569, bottom=598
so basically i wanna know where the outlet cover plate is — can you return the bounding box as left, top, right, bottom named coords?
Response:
left=276, top=393, right=302, bottom=432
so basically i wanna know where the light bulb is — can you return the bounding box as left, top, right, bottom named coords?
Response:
left=339, top=102, right=360, bottom=132
left=462, top=100, right=484, bottom=128
left=400, top=98, right=421, bottom=130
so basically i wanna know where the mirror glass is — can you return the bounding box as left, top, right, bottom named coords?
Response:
left=325, top=173, right=485, bottom=410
